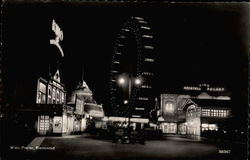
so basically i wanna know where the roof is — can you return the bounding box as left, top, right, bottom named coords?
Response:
left=191, top=98, right=231, bottom=108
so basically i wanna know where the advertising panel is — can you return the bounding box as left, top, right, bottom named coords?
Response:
left=53, top=116, right=62, bottom=133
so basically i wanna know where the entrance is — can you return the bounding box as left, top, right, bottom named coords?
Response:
left=162, top=123, right=177, bottom=134
left=38, top=115, right=51, bottom=135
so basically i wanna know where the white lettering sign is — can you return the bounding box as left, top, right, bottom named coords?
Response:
left=50, top=19, right=64, bottom=57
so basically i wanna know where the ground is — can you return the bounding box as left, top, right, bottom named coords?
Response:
left=3, top=134, right=247, bottom=160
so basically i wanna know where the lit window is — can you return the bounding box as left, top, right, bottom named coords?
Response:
left=138, top=97, right=149, bottom=100
left=144, top=58, right=154, bottom=62
left=52, top=88, right=56, bottom=104
left=141, top=85, right=152, bottom=89
left=37, top=92, right=41, bottom=103
left=210, top=109, right=219, bottom=117
left=202, top=109, right=210, bottom=117
left=48, top=88, right=51, bottom=104
left=39, top=115, right=50, bottom=132
left=56, top=90, right=60, bottom=103
left=165, top=103, right=174, bottom=113
left=61, top=93, right=64, bottom=104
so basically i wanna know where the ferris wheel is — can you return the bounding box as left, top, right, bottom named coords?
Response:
left=110, top=17, right=155, bottom=117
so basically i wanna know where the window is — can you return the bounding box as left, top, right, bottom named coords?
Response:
left=56, top=90, right=60, bottom=104
left=47, top=88, right=52, bottom=104
left=52, top=88, right=56, bottom=104
left=39, top=115, right=50, bottom=132
left=37, top=92, right=41, bottom=103
left=211, top=109, right=219, bottom=117
left=218, top=110, right=229, bottom=118
left=165, top=103, right=174, bottom=113
left=37, top=81, right=46, bottom=104
left=202, top=109, right=210, bottom=117
left=61, top=92, right=64, bottom=104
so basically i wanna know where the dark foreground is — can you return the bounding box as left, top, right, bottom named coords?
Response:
left=3, top=134, right=247, bottom=160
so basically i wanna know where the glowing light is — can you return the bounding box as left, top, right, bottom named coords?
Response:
left=52, top=19, right=63, bottom=42
left=109, top=117, right=126, bottom=122
left=134, top=78, right=142, bottom=85
left=135, top=107, right=145, bottom=110
left=138, top=97, right=148, bottom=100
left=144, top=58, right=154, bottom=62
left=130, top=118, right=149, bottom=123
left=201, top=124, right=209, bottom=128
left=141, top=85, right=152, bottom=89
left=208, top=124, right=217, bottom=131
left=49, top=40, right=64, bottom=57
left=50, top=19, right=64, bottom=57
left=135, top=17, right=143, bottom=20
left=131, top=115, right=141, bottom=118
left=144, top=45, right=154, bottom=49
left=158, top=117, right=164, bottom=121
left=138, top=20, right=147, bottom=24
left=141, top=26, right=150, bottom=30
left=124, top=100, right=128, bottom=104
left=118, top=77, right=126, bottom=85
left=142, top=35, right=153, bottom=38
left=165, top=103, right=174, bottom=113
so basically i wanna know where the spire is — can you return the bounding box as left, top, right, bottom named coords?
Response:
left=48, top=65, right=51, bottom=77
left=82, top=65, right=84, bottom=82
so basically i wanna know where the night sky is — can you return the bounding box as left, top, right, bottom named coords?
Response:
left=2, top=2, right=249, bottom=121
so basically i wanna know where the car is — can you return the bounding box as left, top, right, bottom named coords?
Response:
left=112, top=127, right=146, bottom=144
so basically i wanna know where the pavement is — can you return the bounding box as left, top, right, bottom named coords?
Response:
left=27, top=137, right=45, bottom=149
left=4, top=134, right=247, bottom=160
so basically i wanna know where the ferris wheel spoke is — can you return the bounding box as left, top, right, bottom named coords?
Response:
left=110, top=17, right=155, bottom=118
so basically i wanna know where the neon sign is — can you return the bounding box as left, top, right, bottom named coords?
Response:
left=52, top=19, right=63, bottom=42
left=50, top=19, right=64, bottom=57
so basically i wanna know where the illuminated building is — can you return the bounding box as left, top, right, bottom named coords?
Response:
left=36, top=67, right=77, bottom=135
left=68, top=80, right=105, bottom=130
left=156, top=83, right=231, bottom=137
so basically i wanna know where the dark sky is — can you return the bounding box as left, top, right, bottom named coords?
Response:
left=2, top=2, right=249, bottom=118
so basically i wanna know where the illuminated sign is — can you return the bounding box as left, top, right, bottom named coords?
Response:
left=53, top=116, right=62, bottom=133
left=52, top=20, right=63, bottom=42
left=88, top=110, right=104, bottom=118
left=39, top=82, right=46, bottom=93
left=75, top=97, right=83, bottom=113
left=130, top=118, right=149, bottom=123
left=50, top=19, right=64, bottom=57
left=108, top=117, right=128, bottom=122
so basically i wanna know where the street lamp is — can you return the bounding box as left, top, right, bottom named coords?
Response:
left=117, top=76, right=142, bottom=100
left=118, top=77, right=126, bottom=85
left=117, top=74, right=142, bottom=127
left=134, top=78, right=142, bottom=85
left=124, top=100, right=129, bottom=104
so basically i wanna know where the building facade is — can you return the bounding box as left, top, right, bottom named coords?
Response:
left=36, top=68, right=79, bottom=135
left=157, top=84, right=231, bottom=137
left=67, top=80, right=105, bottom=131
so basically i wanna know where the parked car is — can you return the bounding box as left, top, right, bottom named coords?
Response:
left=112, top=127, right=145, bottom=144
